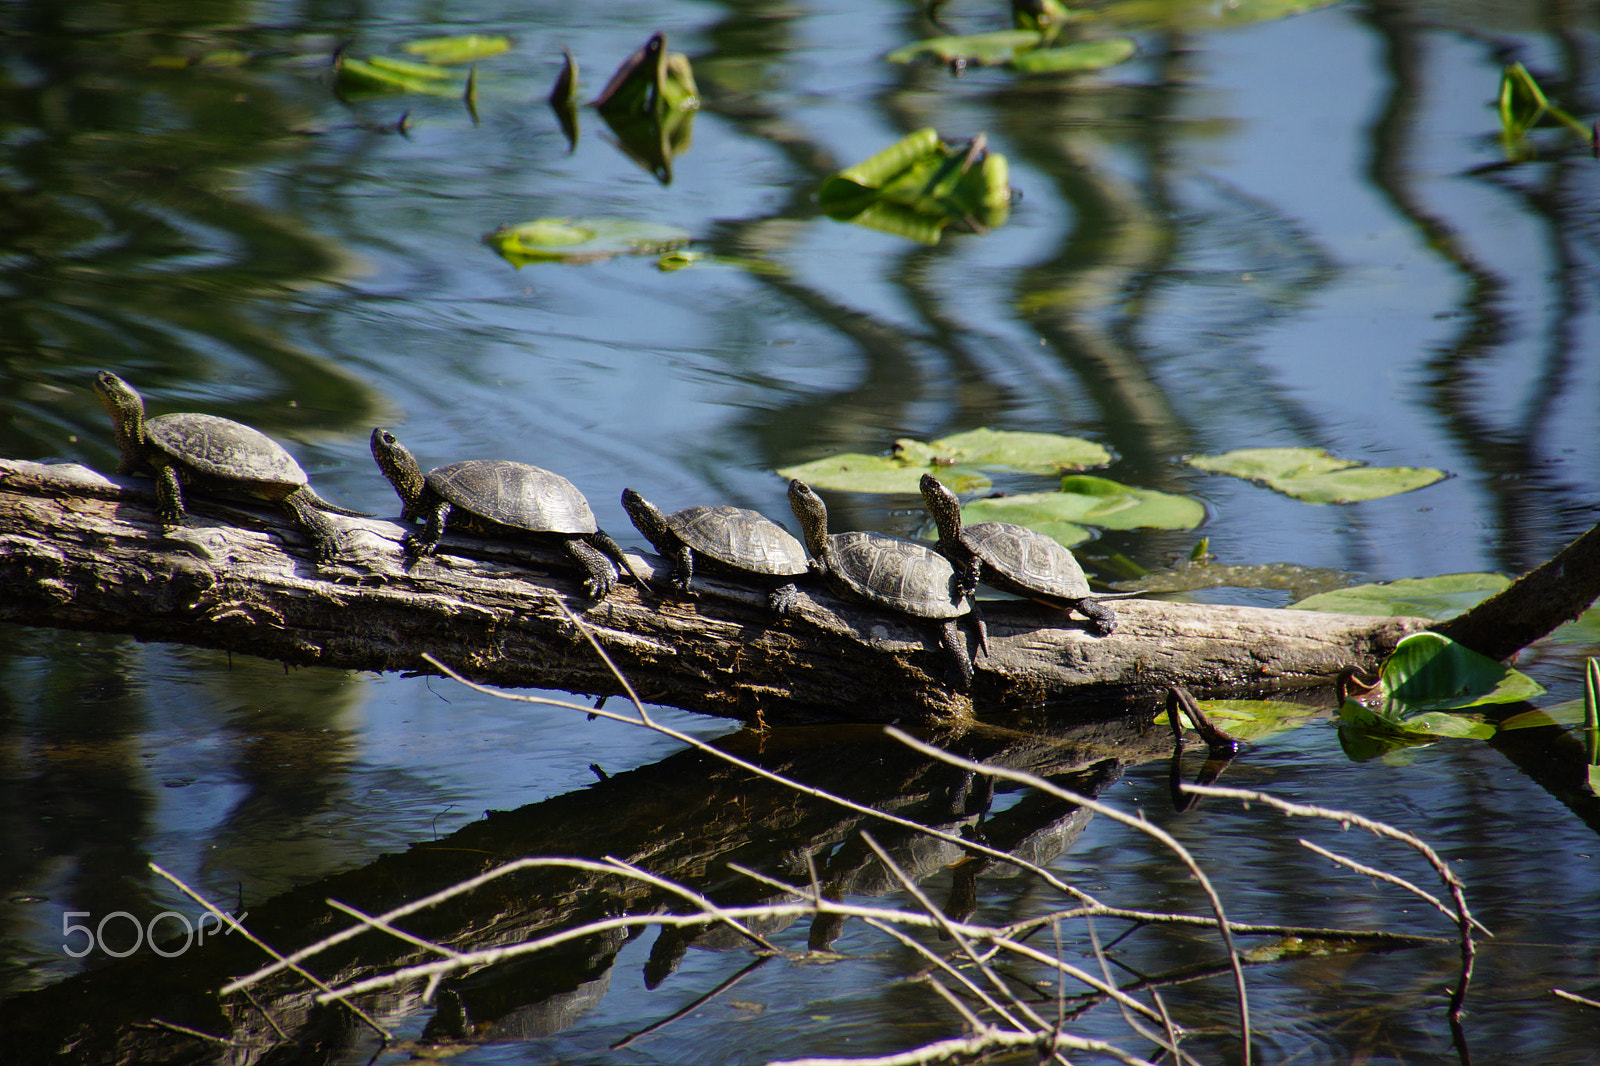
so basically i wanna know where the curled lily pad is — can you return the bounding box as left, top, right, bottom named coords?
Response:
left=1290, top=573, right=1510, bottom=619
left=885, top=30, right=1043, bottom=66
left=1098, top=0, right=1344, bottom=29
left=487, top=218, right=691, bottom=266
left=777, top=454, right=990, bottom=495
left=402, top=34, right=511, bottom=65
left=820, top=129, right=1011, bottom=243
left=901, top=428, right=1111, bottom=474
left=1188, top=447, right=1445, bottom=504
left=1009, top=37, right=1137, bottom=74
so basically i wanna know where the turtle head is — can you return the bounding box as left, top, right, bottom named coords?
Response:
left=369, top=427, right=427, bottom=514
left=786, top=479, right=830, bottom=560
left=93, top=371, right=147, bottom=473
left=919, top=473, right=965, bottom=548
left=621, top=488, right=675, bottom=556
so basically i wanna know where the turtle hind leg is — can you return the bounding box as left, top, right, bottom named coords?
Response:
left=939, top=618, right=975, bottom=692
left=299, top=484, right=374, bottom=518
left=282, top=488, right=346, bottom=564
left=1079, top=598, right=1117, bottom=637
left=567, top=536, right=620, bottom=600
left=588, top=529, right=654, bottom=593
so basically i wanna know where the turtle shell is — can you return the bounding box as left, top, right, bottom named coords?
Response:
left=825, top=531, right=968, bottom=619
left=426, top=460, right=597, bottom=535
left=669, top=506, right=809, bottom=577
left=965, top=522, right=1091, bottom=601
left=146, top=413, right=308, bottom=487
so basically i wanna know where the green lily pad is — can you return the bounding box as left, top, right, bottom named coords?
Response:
left=776, top=454, right=991, bottom=495
left=903, top=428, right=1111, bottom=474
left=885, top=30, right=1044, bottom=66
left=819, top=129, right=1011, bottom=242
left=1290, top=573, right=1510, bottom=620
left=1098, top=0, right=1344, bottom=29
left=402, top=34, right=511, bottom=64
left=1498, top=700, right=1591, bottom=731
left=1188, top=447, right=1446, bottom=504
left=1380, top=631, right=1543, bottom=711
left=1060, top=475, right=1206, bottom=529
left=1196, top=699, right=1324, bottom=742
left=488, top=218, right=691, bottom=267
left=1009, top=37, right=1137, bottom=74
left=1338, top=701, right=1497, bottom=740
left=337, top=55, right=464, bottom=96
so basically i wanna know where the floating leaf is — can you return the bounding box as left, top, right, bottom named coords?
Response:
left=1380, top=631, right=1543, bottom=711
left=337, top=56, right=463, bottom=96
left=911, top=428, right=1111, bottom=474
left=885, top=30, right=1043, bottom=66
left=549, top=48, right=580, bottom=149
left=595, top=33, right=699, bottom=120
left=777, top=454, right=991, bottom=495
left=820, top=129, right=1011, bottom=243
left=487, top=218, right=690, bottom=266
left=1097, top=0, right=1344, bottom=29
left=1338, top=701, right=1496, bottom=740
left=1290, top=573, right=1510, bottom=620
left=402, top=34, right=512, bottom=65
left=1498, top=701, right=1591, bottom=731
left=1549, top=604, right=1600, bottom=645
left=1009, top=37, right=1137, bottom=74
left=1059, top=475, right=1206, bottom=529
left=1188, top=447, right=1445, bottom=504
left=1196, top=699, right=1324, bottom=742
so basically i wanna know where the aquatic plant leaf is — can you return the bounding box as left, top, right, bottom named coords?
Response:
left=885, top=31, right=1043, bottom=66
left=1188, top=447, right=1445, bottom=503
left=819, top=129, right=1011, bottom=240
left=595, top=33, right=699, bottom=121
left=915, top=428, right=1111, bottom=473
left=776, top=454, right=991, bottom=494
left=1338, top=701, right=1496, bottom=740
left=1289, top=573, right=1510, bottom=619
left=487, top=218, right=691, bottom=266
left=1058, top=475, right=1206, bottom=529
left=1009, top=37, right=1137, bottom=74
left=548, top=48, right=580, bottom=150
left=1380, top=631, right=1544, bottom=711
left=402, top=34, right=512, bottom=65
left=337, top=56, right=463, bottom=96
left=1498, top=700, right=1590, bottom=730
left=1013, top=0, right=1079, bottom=33
left=1197, top=699, right=1324, bottom=742
left=1097, top=0, right=1343, bottom=29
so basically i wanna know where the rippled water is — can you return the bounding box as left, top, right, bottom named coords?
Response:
left=3, top=0, right=1600, bottom=1062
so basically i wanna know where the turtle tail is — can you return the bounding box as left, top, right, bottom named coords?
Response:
left=300, top=485, right=374, bottom=518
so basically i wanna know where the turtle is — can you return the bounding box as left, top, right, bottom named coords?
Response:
left=621, top=488, right=809, bottom=615
left=920, top=472, right=1118, bottom=636
left=94, top=370, right=370, bottom=563
left=787, top=478, right=986, bottom=690
left=370, top=427, right=649, bottom=600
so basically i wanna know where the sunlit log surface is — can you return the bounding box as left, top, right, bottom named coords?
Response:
left=0, top=457, right=1473, bottom=723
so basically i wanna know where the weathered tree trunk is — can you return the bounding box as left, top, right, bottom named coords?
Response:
left=3, top=457, right=1572, bottom=724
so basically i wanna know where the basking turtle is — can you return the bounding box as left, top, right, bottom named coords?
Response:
left=94, top=370, right=369, bottom=563
left=920, top=473, right=1118, bottom=636
left=787, top=478, right=985, bottom=690
left=370, top=428, right=648, bottom=600
left=622, top=488, right=808, bottom=614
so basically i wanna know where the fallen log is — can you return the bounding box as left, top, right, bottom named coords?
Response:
left=3, top=456, right=1568, bottom=724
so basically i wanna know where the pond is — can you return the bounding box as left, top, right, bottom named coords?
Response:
left=2, top=0, right=1599, bottom=1062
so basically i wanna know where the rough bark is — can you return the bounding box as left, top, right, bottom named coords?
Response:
left=0, top=457, right=1476, bottom=723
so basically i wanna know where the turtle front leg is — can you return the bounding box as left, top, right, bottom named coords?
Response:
left=1079, top=598, right=1118, bottom=637
left=567, top=536, right=620, bottom=599
left=768, top=581, right=800, bottom=617
left=406, top=499, right=452, bottom=557
left=939, top=618, right=975, bottom=692
left=669, top=543, right=695, bottom=595
left=588, top=529, right=654, bottom=593
left=282, top=488, right=346, bottom=564
left=153, top=460, right=188, bottom=531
